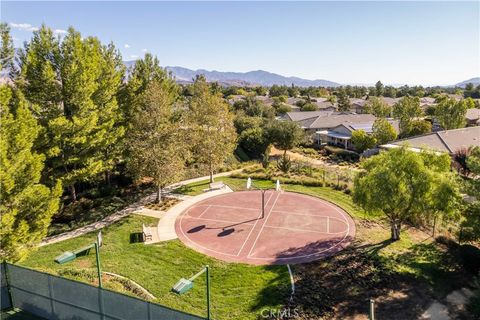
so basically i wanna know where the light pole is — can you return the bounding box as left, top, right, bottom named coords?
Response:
left=172, top=265, right=211, bottom=320
left=54, top=232, right=103, bottom=288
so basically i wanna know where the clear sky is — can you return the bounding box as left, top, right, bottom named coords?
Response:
left=1, top=1, right=479, bottom=86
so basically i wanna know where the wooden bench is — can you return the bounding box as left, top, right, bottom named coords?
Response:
left=203, top=181, right=225, bottom=192
left=142, top=223, right=153, bottom=242
left=209, top=181, right=225, bottom=190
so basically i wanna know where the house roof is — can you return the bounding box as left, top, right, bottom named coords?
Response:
left=382, top=126, right=480, bottom=154
left=329, top=119, right=400, bottom=135
left=287, top=112, right=377, bottom=130
left=285, top=111, right=334, bottom=122
left=466, top=108, right=480, bottom=121
left=308, top=113, right=376, bottom=130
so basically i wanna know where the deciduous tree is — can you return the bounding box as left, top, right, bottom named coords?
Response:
left=188, top=76, right=237, bottom=182
left=351, top=130, right=376, bottom=153
left=435, top=97, right=467, bottom=130
left=353, top=147, right=460, bottom=240
left=127, top=80, right=186, bottom=203
left=372, top=118, right=397, bottom=144
left=363, top=97, right=392, bottom=117
left=393, top=96, right=423, bottom=137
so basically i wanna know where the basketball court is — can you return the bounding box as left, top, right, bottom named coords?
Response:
left=175, top=189, right=356, bottom=265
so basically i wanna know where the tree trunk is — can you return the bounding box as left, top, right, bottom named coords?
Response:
left=432, top=215, right=438, bottom=238
left=156, top=186, right=163, bottom=204
left=390, top=220, right=401, bottom=241
left=69, top=185, right=77, bottom=203
left=209, top=162, right=214, bottom=183
left=104, top=170, right=111, bottom=185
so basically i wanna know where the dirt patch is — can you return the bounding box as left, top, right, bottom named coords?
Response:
left=144, top=197, right=180, bottom=211
left=289, top=246, right=434, bottom=320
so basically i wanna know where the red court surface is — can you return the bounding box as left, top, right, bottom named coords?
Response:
left=175, top=190, right=356, bottom=265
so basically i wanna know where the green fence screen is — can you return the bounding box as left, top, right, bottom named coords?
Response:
left=1, top=263, right=204, bottom=320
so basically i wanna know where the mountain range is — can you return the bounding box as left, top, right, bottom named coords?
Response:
left=455, top=77, right=480, bottom=88
left=164, top=66, right=341, bottom=87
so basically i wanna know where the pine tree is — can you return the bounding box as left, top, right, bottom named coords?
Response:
left=188, top=76, right=237, bottom=182
left=337, top=89, right=351, bottom=112
left=127, top=80, right=187, bottom=203
left=18, top=26, right=124, bottom=201
left=0, top=23, right=15, bottom=78
left=118, top=53, right=177, bottom=129
left=0, top=85, right=61, bottom=261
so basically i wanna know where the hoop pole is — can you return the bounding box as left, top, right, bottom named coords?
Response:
left=262, top=190, right=265, bottom=219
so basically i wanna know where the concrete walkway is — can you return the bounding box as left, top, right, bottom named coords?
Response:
left=154, top=185, right=233, bottom=242
left=420, top=287, right=474, bottom=320
left=40, top=170, right=241, bottom=246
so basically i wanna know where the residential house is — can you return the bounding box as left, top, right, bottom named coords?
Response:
left=349, top=98, right=367, bottom=113
left=317, top=119, right=399, bottom=150
left=381, top=126, right=480, bottom=154
left=285, top=111, right=376, bottom=136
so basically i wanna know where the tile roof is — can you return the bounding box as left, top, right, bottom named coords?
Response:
left=466, top=108, right=480, bottom=121
left=384, top=126, right=480, bottom=154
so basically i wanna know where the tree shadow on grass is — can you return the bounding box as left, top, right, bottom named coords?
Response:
left=251, top=238, right=469, bottom=320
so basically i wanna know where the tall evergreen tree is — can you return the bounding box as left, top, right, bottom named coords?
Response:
left=375, top=80, right=384, bottom=97
left=0, top=85, right=61, bottom=261
left=0, top=23, right=15, bottom=78
left=337, top=89, right=351, bottom=112
left=118, top=53, right=176, bottom=128
left=18, top=26, right=124, bottom=201
left=188, top=76, right=237, bottom=182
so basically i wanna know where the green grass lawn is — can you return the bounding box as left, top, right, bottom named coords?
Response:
left=21, top=177, right=465, bottom=319
left=20, top=215, right=289, bottom=320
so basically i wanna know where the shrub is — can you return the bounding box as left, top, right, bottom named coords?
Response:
left=459, top=244, right=480, bottom=274
left=234, top=146, right=250, bottom=162
left=324, top=145, right=359, bottom=162
left=277, top=156, right=292, bottom=173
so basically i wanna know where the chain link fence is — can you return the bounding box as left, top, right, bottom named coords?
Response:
left=1, top=263, right=204, bottom=320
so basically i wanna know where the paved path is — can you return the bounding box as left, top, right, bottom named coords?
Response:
left=155, top=185, right=233, bottom=242
left=420, top=287, right=473, bottom=320
left=40, top=170, right=241, bottom=246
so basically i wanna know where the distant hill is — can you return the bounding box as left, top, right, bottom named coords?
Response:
left=165, top=66, right=341, bottom=87
left=455, top=77, right=480, bottom=88
left=123, top=61, right=340, bottom=87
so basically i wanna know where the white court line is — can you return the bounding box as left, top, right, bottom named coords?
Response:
left=246, top=192, right=281, bottom=257
left=263, top=225, right=347, bottom=235
left=272, top=210, right=328, bottom=217
left=249, top=197, right=353, bottom=261
left=235, top=192, right=275, bottom=256
left=197, top=205, right=211, bottom=218
left=202, top=204, right=259, bottom=211
left=184, top=216, right=256, bottom=226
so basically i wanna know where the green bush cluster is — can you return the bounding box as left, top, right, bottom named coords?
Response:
left=231, top=168, right=353, bottom=194
left=324, top=146, right=360, bottom=162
